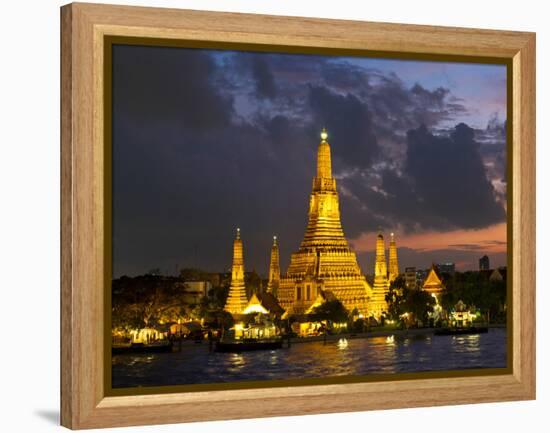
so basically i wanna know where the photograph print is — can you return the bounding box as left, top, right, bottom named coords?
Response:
left=110, top=42, right=509, bottom=390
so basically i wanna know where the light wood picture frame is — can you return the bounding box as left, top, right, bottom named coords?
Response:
left=61, top=2, right=535, bottom=429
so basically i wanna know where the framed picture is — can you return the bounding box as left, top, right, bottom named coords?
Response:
left=60, top=2, right=535, bottom=429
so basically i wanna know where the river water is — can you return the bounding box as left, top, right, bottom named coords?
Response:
left=112, top=328, right=507, bottom=388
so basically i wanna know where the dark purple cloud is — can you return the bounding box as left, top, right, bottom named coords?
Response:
left=111, top=45, right=507, bottom=277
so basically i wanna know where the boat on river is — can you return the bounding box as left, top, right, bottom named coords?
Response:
left=434, top=326, right=488, bottom=336
left=215, top=337, right=283, bottom=353
left=112, top=341, right=173, bottom=354
left=215, top=316, right=284, bottom=352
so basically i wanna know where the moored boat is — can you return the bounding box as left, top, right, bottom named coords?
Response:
left=215, top=337, right=283, bottom=353
left=434, top=326, right=489, bottom=336
left=112, top=341, right=173, bottom=354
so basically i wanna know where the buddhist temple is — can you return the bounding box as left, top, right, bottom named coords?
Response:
left=224, top=228, right=249, bottom=315
left=422, top=264, right=445, bottom=302
left=369, top=232, right=390, bottom=318
left=277, top=129, right=371, bottom=316
left=266, top=236, right=280, bottom=295
left=243, top=292, right=285, bottom=317
left=388, top=232, right=399, bottom=283
left=489, top=268, right=504, bottom=281
left=243, top=293, right=269, bottom=315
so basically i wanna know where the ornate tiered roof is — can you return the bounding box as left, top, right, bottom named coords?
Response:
left=277, top=130, right=371, bottom=316
left=422, top=265, right=444, bottom=294
left=223, top=228, right=249, bottom=315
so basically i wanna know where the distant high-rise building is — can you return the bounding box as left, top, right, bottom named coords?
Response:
left=405, top=267, right=417, bottom=289
left=183, top=281, right=212, bottom=305
left=436, top=262, right=455, bottom=276
left=416, top=269, right=428, bottom=287
left=479, top=255, right=490, bottom=271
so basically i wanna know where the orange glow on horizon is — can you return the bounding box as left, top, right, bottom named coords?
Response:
left=349, top=222, right=507, bottom=255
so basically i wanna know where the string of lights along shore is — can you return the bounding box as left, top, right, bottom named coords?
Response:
left=224, top=128, right=405, bottom=320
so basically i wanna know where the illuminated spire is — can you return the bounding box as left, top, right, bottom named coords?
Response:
left=370, top=231, right=389, bottom=318
left=299, top=128, right=346, bottom=248
left=375, top=232, right=387, bottom=278
left=277, top=130, right=371, bottom=317
left=388, top=232, right=399, bottom=283
left=267, top=235, right=280, bottom=295
left=316, top=128, right=332, bottom=179
left=224, top=228, right=248, bottom=315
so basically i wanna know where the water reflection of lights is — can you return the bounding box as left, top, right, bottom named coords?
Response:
left=463, top=334, right=481, bottom=352
left=386, top=335, right=395, bottom=344
left=453, top=334, right=481, bottom=344
left=230, top=353, right=245, bottom=366
left=451, top=334, right=481, bottom=353
left=112, top=329, right=506, bottom=388
left=269, top=351, right=279, bottom=365
left=337, top=338, right=348, bottom=349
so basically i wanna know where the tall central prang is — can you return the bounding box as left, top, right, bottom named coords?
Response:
left=278, top=129, right=371, bottom=316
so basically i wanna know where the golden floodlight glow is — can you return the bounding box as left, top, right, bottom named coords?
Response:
left=267, top=235, right=281, bottom=295
left=243, top=303, right=269, bottom=314
left=422, top=265, right=444, bottom=297
left=278, top=129, right=372, bottom=317
left=224, top=228, right=248, bottom=315
left=243, top=293, right=270, bottom=314
left=388, top=232, right=400, bottom=284
left=371, top=231, right=390, bottom=317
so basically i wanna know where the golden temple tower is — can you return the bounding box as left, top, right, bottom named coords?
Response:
left=388, top=232, right=399, bottom=283
left=278, top=129, right=371, bottom=316
left=370, top=232, right=389, bottom=318
left=224, top=228, right=249, bottom=315
left=267, top=236, right=280, bottom=295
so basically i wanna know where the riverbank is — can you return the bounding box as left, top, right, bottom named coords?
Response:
left=289, top=324, right=506, bottom=344
left=113, top=324, right=507, bottom=352
left=289, top=327, right=433, bottom=344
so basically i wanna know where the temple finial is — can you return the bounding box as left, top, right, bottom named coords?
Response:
left=320, top=127, right=328, bottom=142
left=236, top=227, right=241, bottom=239
left=273, top=235, right=277, bottom=245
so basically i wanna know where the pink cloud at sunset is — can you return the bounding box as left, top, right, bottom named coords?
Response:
left=349, top=222, right=507, bottom=255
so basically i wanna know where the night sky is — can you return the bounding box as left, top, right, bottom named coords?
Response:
left=112, top=45, right=507, bottom=278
